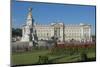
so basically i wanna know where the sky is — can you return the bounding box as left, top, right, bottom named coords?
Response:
left=11, top=0, right=96, bottom=35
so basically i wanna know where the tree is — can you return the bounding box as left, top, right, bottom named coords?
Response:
left=12, top=28, right=22, bottom=37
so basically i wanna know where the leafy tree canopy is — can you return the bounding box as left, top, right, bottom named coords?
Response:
left=12, top=28, right=22, bottom=37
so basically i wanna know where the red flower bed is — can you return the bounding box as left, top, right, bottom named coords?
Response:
left=50, top=42, right=96, bottom=55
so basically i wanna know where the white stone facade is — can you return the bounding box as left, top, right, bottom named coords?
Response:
left=34, top=23, right=92, bottom=42
left=21, top=8, right=92, bottom=42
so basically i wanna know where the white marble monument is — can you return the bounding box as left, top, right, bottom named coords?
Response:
left=21, top=8, right=37, bottom=42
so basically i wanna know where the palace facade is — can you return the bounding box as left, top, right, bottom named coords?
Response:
left=21, top=8, right=92, bottom=42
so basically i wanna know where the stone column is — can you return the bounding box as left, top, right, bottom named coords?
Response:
left=81, top=26, right=84, bottom=41
left=63, top=24, right=65, bottom=42
left=89, top=26, right=91, bottom=41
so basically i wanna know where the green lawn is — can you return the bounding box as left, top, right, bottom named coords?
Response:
left=12, top=50, right=49, bottom=65
left=51, top=52, right=96, bottom=63
left=12, top=47, right=96, bottom=66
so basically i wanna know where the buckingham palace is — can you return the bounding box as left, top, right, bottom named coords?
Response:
left=21, top=8, right=92, bottom=42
